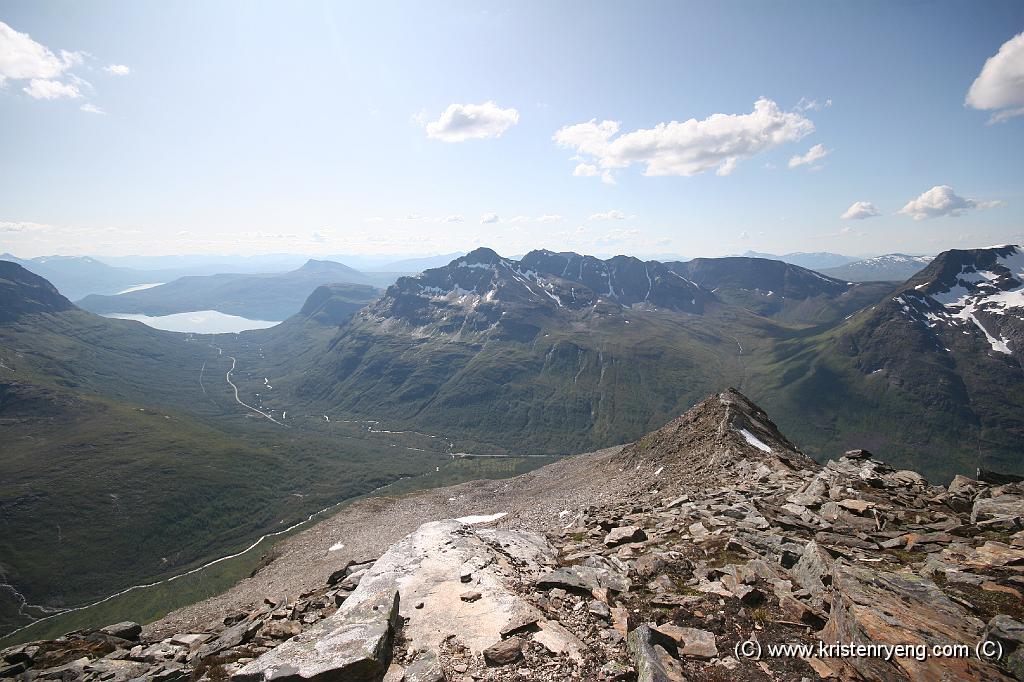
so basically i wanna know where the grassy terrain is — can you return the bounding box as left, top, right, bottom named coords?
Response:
left=0, top=305, right=461, bottom=638
left=0, top=454, right=555, bottom=646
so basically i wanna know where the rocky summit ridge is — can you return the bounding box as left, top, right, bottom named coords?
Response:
left=4, top=390, right=1023, bottom=681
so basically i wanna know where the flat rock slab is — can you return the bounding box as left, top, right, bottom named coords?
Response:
left=233, top=589, right=398, bottom=682
left=236, top=520, right=556, bottom=680
left=394, top=521, right=555, bottom=656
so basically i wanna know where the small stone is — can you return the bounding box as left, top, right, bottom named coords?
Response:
left=262, top=619, right=301, bottom=639
left=653, top=624, right=719, bottom=658
left=483, top=636, right=523, bottom=666
left=588, top=599, right=611, bottom=619
left=604, top=525, right=648, bottom=547
left=837, top=499, right=874, bottom=514
left=100, top=621, right=142, bottom=641
left=460, top=590, right=482, bottom=603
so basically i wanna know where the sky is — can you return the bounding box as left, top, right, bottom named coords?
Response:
left=1, top=0, right=1023, bottom=260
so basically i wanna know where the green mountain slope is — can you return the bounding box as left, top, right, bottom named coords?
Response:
left=267, top=247, right=1022, bottom=483
left=0, top=263, right=445, bottom=637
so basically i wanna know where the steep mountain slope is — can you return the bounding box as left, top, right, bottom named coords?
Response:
left=0, top=263, right=446, bottom=638
left=77, top=260, right=382, bottom=321
left=818, top=253, right=934, bottom=282
left=756, top=245, right=1024, bottom=479
left=13, top=391, right=1021, bottom=681
left=270, top=249, right=884, bottom=457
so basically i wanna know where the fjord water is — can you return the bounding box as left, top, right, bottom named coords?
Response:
left=104, top=310, right=281, bottom=333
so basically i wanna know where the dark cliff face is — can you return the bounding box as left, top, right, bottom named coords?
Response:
left=0, top=261, right=75, bottom=323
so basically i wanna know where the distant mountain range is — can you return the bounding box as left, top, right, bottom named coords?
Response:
left=738, top=250, right=860, bottom=270
left=361, top=252, right=466, bottom=272
left=0, top=253, right=217, bottom=301
left=817, top=253, right=934, bottom=282
left=76, top=260, right=388, bottom=321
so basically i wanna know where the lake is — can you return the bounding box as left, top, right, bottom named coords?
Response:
left=105, top=310, right=282, bottom=333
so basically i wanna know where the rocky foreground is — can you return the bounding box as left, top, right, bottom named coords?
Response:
left=3, top=389, right=1023, bottom=681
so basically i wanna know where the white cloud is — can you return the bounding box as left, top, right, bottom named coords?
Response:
left=0, top=21, right=77, bottom=81
left=0, top=220, right=49, bottom=233
left=443, top=214, right=464, bottom=223
left=80, top=103, right=105, bottom=114
left=966, top=31, right=1024, bottom=123
left=796, top=97, right=832, bottom=112
left=588, top=210, right=631, bottom=221
left=23, top=78, right=81, bottom=99
left=788, top=143, right=829, bottom=169
left=716, top=157, right=738, bottom=176
left=479, top=213, right=499, bottom=224
left=572, top=163, right=616, bottom=184
left=425, top=101, right=519, bottom=142
left=556, top=120, right=621, bottom=157
left=538, top=214, right=564, bottom=223
left=899, top=185, right=1003, bottom=220
left=553, top=98, right=814, bottom=178
left=0, top=21, right=91, bottom=102
left=104, top=64, right=130, bottom=76
left=841, top=201, right=881, bottom=220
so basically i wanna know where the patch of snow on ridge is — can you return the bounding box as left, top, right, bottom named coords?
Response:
left=456, top=512, right=507, bottom=524
left=923, top=246, right=1023, bottom=354
left=738, top=428, right=772, bottom=453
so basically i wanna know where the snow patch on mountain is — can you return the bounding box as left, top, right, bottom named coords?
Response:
left=897, top=245, right=1023, bottom=355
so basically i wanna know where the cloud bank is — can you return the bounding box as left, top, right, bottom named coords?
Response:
left=553, top=98, right=814, bottom=179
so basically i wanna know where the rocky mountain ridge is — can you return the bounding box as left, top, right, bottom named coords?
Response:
left=6, top=390, right=1022, bottom=681
left=893, top=245, right=1023, bottom=357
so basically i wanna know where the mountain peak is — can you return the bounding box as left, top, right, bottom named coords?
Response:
left=458, top=247, right=503, bottom=266
left=892, top=244, right=1023, bottom=357
left=297, top=258, right=358, bottom=273
left=619, top=388, right=817, bottom=482
left=0, top=261, right=75, bottom=322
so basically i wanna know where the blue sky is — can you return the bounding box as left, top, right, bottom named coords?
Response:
left=1, top=1, right=1022, bottom=259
